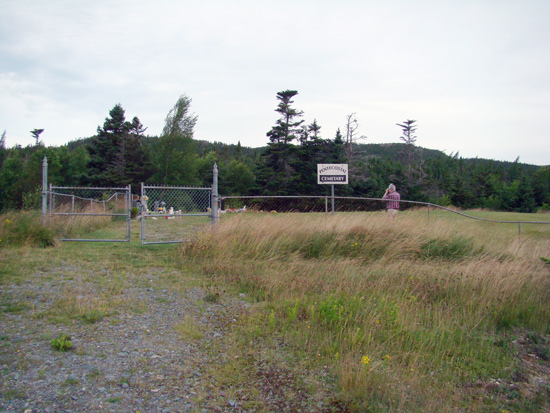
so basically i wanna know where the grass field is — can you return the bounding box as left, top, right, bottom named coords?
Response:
left=1, top=209, right=549, bottom=411
left=184, top=210, right=550, bottom=411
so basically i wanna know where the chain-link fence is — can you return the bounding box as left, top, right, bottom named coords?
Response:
left=220, top=195, right=550, bottom=243
left=140, top=184, right=213, bottom=244
left=49, top=185, right=131, bottom=241
left=40, top=157, right=549, bottom=246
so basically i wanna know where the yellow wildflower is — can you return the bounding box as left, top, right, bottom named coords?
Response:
left=361, top=356, right=370, bottom=365
left=383, top=354, right=392, bottom=361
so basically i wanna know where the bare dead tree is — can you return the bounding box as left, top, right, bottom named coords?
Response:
left=344, top=113, right=367, bottom=163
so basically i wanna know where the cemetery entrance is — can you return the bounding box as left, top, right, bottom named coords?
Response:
left=139, top=184, right=213, bottom=245
left=48, top=185, right=132, bottom=242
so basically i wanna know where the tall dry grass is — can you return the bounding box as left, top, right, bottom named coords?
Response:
left=48, top=202, right=119, bottom=239
left=0, top=210, right=57, bottom=248
left=180, top=212, right=550, bottom=410
left=0, top=206, right=123, bottom=248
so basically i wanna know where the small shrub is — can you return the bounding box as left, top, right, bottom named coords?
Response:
left=317, top=295, right=365, bottom=328
left=0, top=211, right=56, bottom=248
left=130, top=207, right=139, bottom=219
left=30, top=226, right=57, bottom=248
left=51, top=333, right=73, bottom=351
left=437, top=195, right=453, bottom=207
left=22, top=186, right=42, bottom=210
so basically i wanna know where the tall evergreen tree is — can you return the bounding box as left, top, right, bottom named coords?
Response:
left=152, top=95, right=200, bottom=185
left=307, top=119, right=322, bottom=142
left=87, top=104, right=152, bottom=187
left=0, top=130, right=6, bottom=167
left=396, top=119, right=418, bottom=184
left=30, top=129, right=44, bottom=145
left=88, top=104, right=127, bottom=186
left=257, top=90, right=306, bottom=195
left=266, top=90, right=304, bottom=144
left=532, top=167, right=550, bottom=207
left=0, top=149, right=25, bottom=210
left=330, top=129, right=346, bottom=163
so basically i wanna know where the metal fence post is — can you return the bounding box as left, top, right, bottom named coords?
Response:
left=212, top=163, right=219, bottom=226
left=49, top=183, right=53, bottom=221
left=331, top=184, right=335, bottom=215
left=127, top=185, right=131, bottom=241
left=140, top=182, right=145, bottom=244
left=42, top=156, right=48, bottom=226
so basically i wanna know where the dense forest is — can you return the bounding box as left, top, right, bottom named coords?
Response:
left=1, top=91, right=549, bottom=213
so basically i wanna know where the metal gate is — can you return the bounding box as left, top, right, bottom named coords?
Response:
left=140, top=184, right=213, bottom=244
left=49, top=185, right=132, bottom=242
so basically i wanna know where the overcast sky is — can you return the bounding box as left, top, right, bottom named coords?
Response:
left=1, top=0, right=549, bottom=165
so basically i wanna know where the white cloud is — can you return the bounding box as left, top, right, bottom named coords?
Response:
left=0, top=0, right=549, bottom=164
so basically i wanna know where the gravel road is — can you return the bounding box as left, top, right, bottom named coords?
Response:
left=0, top=265, right=338, bottom=412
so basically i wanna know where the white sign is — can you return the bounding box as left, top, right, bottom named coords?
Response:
left=317, top=164, right=348, bottom=185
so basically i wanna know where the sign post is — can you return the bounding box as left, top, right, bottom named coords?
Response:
left=317, top=164, right=348, bottom=215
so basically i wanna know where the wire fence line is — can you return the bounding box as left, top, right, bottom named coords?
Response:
left=220, top=195, right=550, bottom=242
left=139, top=184, right=213, bottom=244
left=48, top=185, right=132, bottom=242
left=49, top=187, right=130, bottom=216
left=40, top=158, right=548, bottom=245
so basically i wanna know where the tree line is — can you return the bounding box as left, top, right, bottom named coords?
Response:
left=1, top=91, right=549, bottom=213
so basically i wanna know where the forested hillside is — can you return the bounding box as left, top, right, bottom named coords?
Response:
left=1, top=92, right=549, bottom=213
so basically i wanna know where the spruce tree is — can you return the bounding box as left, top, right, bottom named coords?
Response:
left=87, top=104, right=152, bottom=187
left=396, top=119, right=418, bottom=185
left=266, top=90, right=304, bottom=144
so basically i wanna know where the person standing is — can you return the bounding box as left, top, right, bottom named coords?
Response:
left=383, top=184, right=400, bottom=218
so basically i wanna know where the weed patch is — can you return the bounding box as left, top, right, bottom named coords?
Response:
left=0, top=211, right=57, bottom=248
left=50, top=333, right=73, bottom=351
